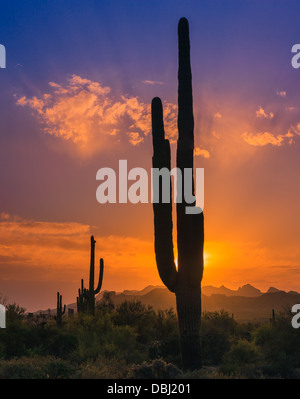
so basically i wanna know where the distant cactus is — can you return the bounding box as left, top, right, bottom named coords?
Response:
left=77, top=236, right=104, bottom=315
left=271, top=309, right=275, bottom=323
left=56, top=292, right=66, bottom=327
left=68, top=308, right=74, bottom=317
left=151, top=18, right=204, bottom=370
left=77, top=278, right=88, bottom=313
left=88, top=236, right=104, bottom=314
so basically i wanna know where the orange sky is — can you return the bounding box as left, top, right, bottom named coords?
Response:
left=1, top=4, right=300, bottom=311
left=1, top=73, right=300, bottom=311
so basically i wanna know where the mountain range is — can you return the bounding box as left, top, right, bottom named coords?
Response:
left=36, top=284, right=300, bottom=322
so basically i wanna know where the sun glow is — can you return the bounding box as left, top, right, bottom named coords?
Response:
left=204, top=251, right=210, bottom=267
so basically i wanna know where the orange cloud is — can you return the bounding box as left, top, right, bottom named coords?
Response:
left=15, top=75, right=177, bottom=155
left=242, top=131, right=284, bottom=146
left=276, top=90, right=287, bottom=98
left=255, top=106, right=274, bottom=119
left=194, top=147, right=210, bottom=158
left=241, top=130, right=295, bottom=147
left=142, top=80, right=164, bottom=85
left=0, top=212, right=158, bottom=288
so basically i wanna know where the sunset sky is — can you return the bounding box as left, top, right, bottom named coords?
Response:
left=1, top=1, right=300, bottom=311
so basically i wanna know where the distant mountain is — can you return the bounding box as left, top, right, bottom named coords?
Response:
left=267, top=287, right=284, bottom=294
left=202, top=284, right=298, bottom=297
left=101, top=288, right=175, bottom=310
left=35, top=283, right=299, bottom=322
left=122, top=285, right=163, bottom=296
left=202, top=284, right=262, bottom=297
left=288, top=291, right=299, bottom=295
left=202, top=285, right=236, bottom=296
left=236, top=284, right=262, bottom=297
left=204, top=291, right=300, bottom=322
left=101, top=289, right=300, bottom=322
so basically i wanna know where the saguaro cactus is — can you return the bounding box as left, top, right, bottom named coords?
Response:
left=77, top=278, right=88, bottom=313
left=88, top=236, right=104, bottom=314
left=56, top=292, right=66, bottom=327
left=151, top=18, right=204, bottom=370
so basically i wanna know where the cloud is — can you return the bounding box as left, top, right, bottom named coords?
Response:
left=289, top=123, right=300, bottom=136
left=194, top=147, right=210, bottom=158
left=276, top=90, right=287, bottom=98
left=241, top=120, right=300, bottom=147
left=128, top=132, right=144, bottom=146
left=255, top=106, right=274, bottom=119
left=214, top=112, right=222, bottom=119
left=241, top=131, right=293, bottom=147
left=0, top=212, right=161, bottom=310
left=0, top=212, right=157, bottom=285
left=16, top=75, right=177, bottom=155
left=142, top=80, right=164, bottom=85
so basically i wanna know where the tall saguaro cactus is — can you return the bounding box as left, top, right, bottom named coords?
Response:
left=151, top=17, right=204, bottom=370
left=56, top=292, right=66, bottom=328
left=88, top=236, right=104, bottom=315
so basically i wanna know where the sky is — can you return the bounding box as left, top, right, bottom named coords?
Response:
left=1, top=0, right=300, bottom=311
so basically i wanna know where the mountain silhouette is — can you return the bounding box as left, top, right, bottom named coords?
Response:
left=202, top=284, right=262, bottom=297
left=34, top=283, right=299, bottom=322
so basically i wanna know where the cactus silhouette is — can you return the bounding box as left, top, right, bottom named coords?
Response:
left=56, top=292, right=66, bottom=327
left=68, top=308, right=74, bottom=317
left=88, top=236, right=104, bottom=314
left=77, top=278, right=89, bottom=313
left=76, top=237, right=104, bottom=314
left=151, top=18, right=204, bottom=370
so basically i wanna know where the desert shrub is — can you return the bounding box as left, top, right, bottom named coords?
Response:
left=0, top=324, right=39, bottom=359
left=202, top=310, right=236, bottom=335
left=67, top=312, right=145, bottom=364
left=106, top=325, right=144, bottom=363
left=0, top=356, right=76, bottom=379
left=76, top=355, right=129, bottom=379
left=0, top=322, right=78, bottom=360
left=149, top=309, right=180, bottom=365
left=201, top=310, right=236, bottom=365
left=39, top=329, right=78, bottom=358
left=96, top=292, right=115, bottom=315
left=235, top=321, right=258, bottom=341
left=6, top=303, right=26, bottom=324
left=113, top=300, right=157, bottom=345
left=179, top=367, right=232, bottom=379
left=220, top=340, right=262, bottom=376
left=127, top=359, right=181, bottom=379
left=252, top=314, right=300, bottom=377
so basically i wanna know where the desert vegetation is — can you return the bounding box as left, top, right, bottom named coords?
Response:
left=0, top=297, right=299, bottom=379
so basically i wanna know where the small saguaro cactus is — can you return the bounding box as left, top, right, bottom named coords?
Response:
left=76, top=237, right=104, bottom=315
left=68, top=308, right=74, bottom=317
left=271, top=309, right=275, bottom=323
left=88, top=236, right=104, bottom=314
left=77, top=278, right=88, bottom=313
left=151, top=18, right=204, bottom=370
left=56, top=292, right=66, bottom=328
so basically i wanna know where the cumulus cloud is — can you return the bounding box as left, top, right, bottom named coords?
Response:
left=256, top=106, right=274, bottom=119
left=194, top=147, right=210, bottom=158
left=276, top=90, right=287, bottom=98
left=214, top=112, right=222, bottom=119
left=241, top=131, right=294, bottom=147
left=16, top=75, right=177, bottom=154
left=241, top=120, right=300, bottom=147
